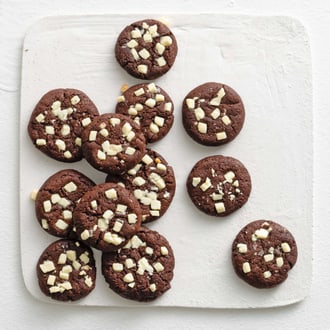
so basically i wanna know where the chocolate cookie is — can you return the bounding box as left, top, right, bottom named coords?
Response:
left=28, top=88, right=99, bottom=162
left=81, top=113, right=146, bottom=175
left=231, top=220, right=298, bottom=288
left=102, top=226, right=175, bottom=302
left=182, top=82, right=245, bottom=146
left=35, top=169, right=95, bottom=238
left=36, top=239, right=96, bottom=301
left=186, top=155, right=251, bottom=216
left=73, top=182, right=142, bottom=252
left=116, top=83, right=174, bottom=143
left=115, top=19, right=178, bottom=80
left=106, top=148, right=176, bottom=223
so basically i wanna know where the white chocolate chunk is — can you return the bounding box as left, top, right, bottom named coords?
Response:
left=145, top=98, right=156, bottom=108
left=200, top=177, right=211, bottom=191
left=49, top=286, right=61, bottom=293
left=112, top=263, right=124, bottom=272
left=210, top=88, right=226, bottom=106
left=58, top=253, right=67, bottom=264
left=105, top=188, right=118, bottom=200
left=130, top=48, right=140, bottom=60
left=151, top=199, right=161, bottom=210
left=126, top=39, right=138, bottom=48
left=97, top=218, right=109, bottom=231
left=51, top=100, right=61, bottom=110
left=142, top=154, right=153, bottom=165
left=43, top=200, right=52, bottom=213
left=192, top=177, right=201, bottom=187
left=276, top=257, right=284, bottom=267
left=81, top=117, right=91, bottom=127
left=215, top=202, right=226, bottom=213
left=117, top=95, right=125, bottom=103
left=59, top=271, right=69, bottom=280
left=84, top=276, right=93, bottom=287
left=64, top=181, right=77, bottom=193
left=210, top=108, right=220, bottom=120
left=51, top=193, right=61, bottom=204
left=255, top=228, right=269, bottom=239
left=143, top=32, right=152, bottom=43
left=62, top=210, right=72, bottom=220
left=216, top=131, right=227, bottom=140
left=263, top=271, right=272, bottom=278
left=131, top=28, right=142, bottom=38
left=36, top=138, right=46, bottom=146
left=116, top=204, right=127, bottom=214
left=210, top=192, right=223, bottom=201
left=89, top=130, right=97, bottom=141
left=281, top=242, right=291, bottom=252
left=150, top=122, right=159, bottom=134
left=55, top=139, right=66, bottom=151
left=134, top=87, right=145, bottom=96
left=222, top=115, right=231, bottom=125
left=128, top=282, right=135, bottom=288
left=161, top=246, right=169, bottom=256
left=125, top=258, right=135, bottom=269
left=145, top=247, right=154, bottom=255
left=137, top=64, right=148, bottom=74
left=149, top=283, right=157, bottom=292
left=103, top=232, right=124, bottom=245
left=156, top=56, right=166, bottom=67
left=149, top=172, right=166, bottom=189
left=36, top=113, right=45, bottom=123
left=64, top=151, right=72, bottom=159
left=125, top=147, right=136, bottom=155
left=264, top=254, right=274, bottom=262
left=47, top=275, right=56, bottom=286
left=75, top=137, right=82, bottom=146
left=242, top=262, right=251, bottom=273
left=97, top=150, right=106, bottom=160
left=71, top=95, right=80, bottom=105
left=126, top=131, right=135, bottom=142
left=148, top=24, right=158, bottom=37
left=61, top=124, right=70, bottom=136
left=128, top=213, right=138, bottom=224
left=66, top=250, right=76, bottom=262
left=131, top=235, right=145, bottom=249
left=153, top=262, right=164, bottom=272
left=197, top=122, right=207, bottom=134
left=45, top=126, right=55, bottom=135
left=154, top=116, right=164, bottom=127
left=155, top=93, right=165, bottom=102
left=194, top=107, right=205, bottom=121
left=224, top=171, right=235, bottom=183
left=113, top=220, right=124, bottom=232
left=41, top=219, right=49, bottom=229
left=123, top=273, right=134, bottom=283
left=160, top=35, right=172, bottom=46
left=155, top=42, right=165, bottom=55
left=40, top=260, right=55, bottom=273
left=139, top=48, right=150, bottom=59
left=147, top=83, right=158, bottom=93
left=157, top=163, right=167, bottom=171
left=237, top=243, right=248, bottom=253
left=133, top=176, right=146, bottom=186
left=60, top=281, right=72, bottom=291
left=55, top=219, right=68, bottom=230
left=128, top=107, right=138, bottom=116
left=62, top=265, right=73, bottom=273
left=79, top=253, right=90, bottom=264
left=164, top=102, right=172, bottom=112
left=137, top=257, right=154, bottom=275
left=59, top=197, right=70, bottom=208
left=80, top=229, right=90, bottom=240
left=103, top=209, right=114, bottom=220
left=110, top=117, right=121, bottom=126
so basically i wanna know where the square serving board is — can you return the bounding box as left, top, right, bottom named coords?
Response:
left=20, top=13, right=312, bottom=308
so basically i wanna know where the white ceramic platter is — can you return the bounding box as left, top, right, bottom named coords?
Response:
left=20, top=13, right=312, bottom=308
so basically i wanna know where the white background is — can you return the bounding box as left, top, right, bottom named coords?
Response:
left=0, top=0, right=328, bottom=329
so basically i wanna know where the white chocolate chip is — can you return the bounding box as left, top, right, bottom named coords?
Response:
left=103, top=232, right=124, bottom=245
left=49, top=286, right=61, bottom=293
left=154, top=116, right=164, bottom=127
left=264, top=254, right=274, bottom=262
left=155, top=93, right=165, bottom=102
left=36, top=113, right=45, bottom=123
left=57, top=253, right=67, bottom=264
left=112, top=263, right=123, bottom=272
left=128, top=107, right=138, bottom=116
left=125, top=147, right=136, bottom=155
left=147, top=83, right=158, bottom=93
left=242, top=262, right=251, bottom=273
left=130, top=48, right=140, bottom=60
left=148, top=24, right=158, bottom=37
left=186, top=98, right=195, bottom=109
left=210, top=192, right=223, bottom=201
left=55, top=139, right=66, bottom=151
left=131, top=235, right=145, bottom=249
left=79, top=253, right=89, bottom=264
left=194, top=107, right=205, bottom=121
left=149, top=283, right=157, bottom=292
left=145, top=98, right=156, bottom=108
left=131, top=28, right=142, bottom=38
left=200, top=177, right=212, bottom=191
left=164, top=102, right=172, bottom=112
left=145, top=247, right=154, bottom=255
left=149, top=172, right=166, bottom=189
left=156, top=56, right=167, bottom=67
left=128, top=163, right=142, bottom=176
left=97, top=150, right=106, bottom=160
left=160, top=35, right=172, bottom=46
left=36, top=138, right=46, bottom=146
left=51, top=193, right=61, bottom=204
left=281, top=242, right=291, bottom=252
left=60, top=281, right=72, bottom=291
left=43, top=200, right=52, bottom=213
left=133, top=176, right=146, bottom=186
left=157, top=163, right=167, bottom=171
left=117, top=95, right=125, bottom=103
left=81, top=117, right=91, bottom=127
left=59, top=271, right=69, bottom=280
left=110, top=117, right=121, bottom=126
left=62, top=210, right=72, bottom=220
left=47, top=275, right=56, bottom=286
left=210, top=88, right=226, bottom=106
left=192, top=177, right=201, bottom=187
left=84, top=276, right=93, bottom=287
left=64, top=151, right=72, bottom=159
left=153, top=262, right=164, bottom=272
left=142, top=154, right=153, bottom=165
left=128, top=213, right=138, bottom=224
left=62, top=265, right=73, bottom=273
left=276, top=257, right=284, bottom=267
left=125, top=258, right=136, bottom=269
left=215, top=202, right=226, bottom=213
left=137, top=257, right=154, bottom=275
left=197, top=122, right=207, bottom=134
left=143, top=32, right=152, bottom=43
left=113, top=220, right=124, bottom=232
left=75, top=137, right=82, bottom=146
left=222, top=115, right=231, bottom=125
left=89, top=130, right=97, bottom=141
left=126, top=39, right=138, bottom=48
left=150, top=122, right=159, bottom=134
left=105, top=188, right=118, bottom=200
left=71, top=95, right=80, bottom=105
left=137, top=64, right=148, bottom=74
left=160, top=246, right=169, bottom=256
left=45, top=126, right=55, bottom=135
left=41, top=219, right=49, bottom=230
left=97, top=218, right=109, bottom=231
left=64, top=181, right=77, bottom=193
left=224, top=171, right=235, bottom=183
left=66, top=250, right=76, bottom=262
left=237, top=243, right=248, bottom=253
left=151, top=199, right=161, bottom=210
left=255, top=228, right=269, bottom=239
left=116, top=204, right=127, bottom=214
left=126, top=131, right=135, bottom=142
left=80, top=229, right=90, bottom=240
left=134, top=87, right=145, bottom=96
left=155, top=42, right=165, bottom=55
left=263, top=271, right=272, bottom=278
left=123, top=273, right=134, bottom=283
left=139, top=48, right=150, bottom=59
left=39, top=260, right=55, bottom=273
left=210, top=108, right=220, bottom=120
left=216, top=131, right=227, bottom=140
left=55, top=219, right=68, bottom=230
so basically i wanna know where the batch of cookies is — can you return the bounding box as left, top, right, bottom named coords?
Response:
left=28, top=18, right=298, bottom=303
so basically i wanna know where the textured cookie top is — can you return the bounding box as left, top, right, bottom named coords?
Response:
left=35, top=169, right=95, bottom=238
left=115, top=19, right=178, bottom=80
left=106, top=148, right=176, bottom=223
left=36, top=239, right=96, bottom=301
left=232, top=220, right=298, bottom=288
left=81, top=113, right=146, bottom=175
left=116, top=83, right=174, bottom=143
left=28, top=88, right=99, bottom=162
left=73, top=182, right=142, bottom=252
left=102, top=226, right=175, bottom=301
left=182, top=82, right=245, bottom=146
left=186, top=155, right=251, bottom=216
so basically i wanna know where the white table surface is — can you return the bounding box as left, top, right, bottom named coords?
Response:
left=1, top=0, right=328, bottom=329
